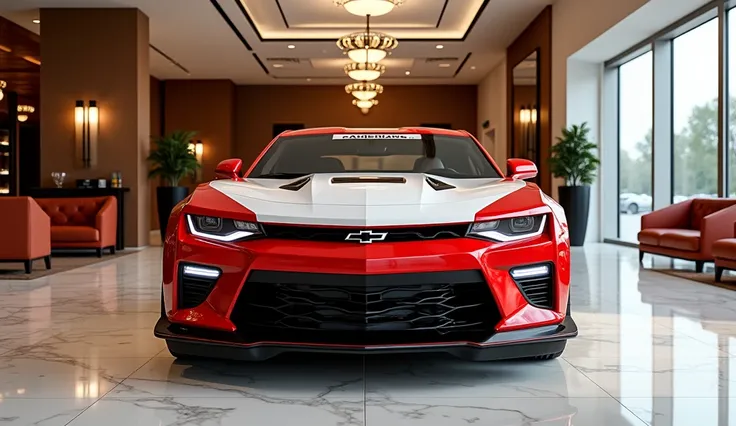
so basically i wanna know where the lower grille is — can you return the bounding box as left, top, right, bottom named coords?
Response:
left=512, top=264, right=554, bottom=309
left=230, top=270, right=500, bottom=345
left=178, top=265, right=218, bottom=309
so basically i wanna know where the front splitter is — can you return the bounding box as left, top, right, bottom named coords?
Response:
left=154, top=315, right=578, bottom=361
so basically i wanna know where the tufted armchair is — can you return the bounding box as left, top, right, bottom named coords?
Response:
left=638, top=198, right=736, bottom=272
left=35, top=196, right=117, bottom=257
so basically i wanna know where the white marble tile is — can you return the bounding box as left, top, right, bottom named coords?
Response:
left=365, top=396, right=647, bottom=425
left=67, top=396, right=364, bottom=426
left=111, top=355, right=364, bottom=399
left=364, top=355, right=607, bottom=398
left=0, top=357, right=150, bottom=399
left=619, top=397, right=736, bottom=426
left=0, top=399, right=93, bottom=425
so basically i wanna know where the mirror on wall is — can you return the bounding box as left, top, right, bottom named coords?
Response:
left=511, top=50, right=540, bottom=178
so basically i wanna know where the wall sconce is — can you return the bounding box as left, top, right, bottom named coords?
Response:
left=17, top=105, right=35, bottom=122
left=0, top=80, right=5, bottom=101
left=188, top=139, right=204, bottom=181
left=75, top=100, right=99, bottom=168
left=519, top=105, right=538, bottom=124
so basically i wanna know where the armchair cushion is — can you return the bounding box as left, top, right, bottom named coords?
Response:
left=713, top=238, right=736, bottom=260
left=658, top=230, right=700, bottom=252
left=638, top=229, right=670, bottom=246
left=51, top=226, right=99, bottom=243
left=691, top=199, right=736, bottom=230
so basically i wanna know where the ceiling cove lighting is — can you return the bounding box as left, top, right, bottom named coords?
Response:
left=334, top=0, right=404, bottom=17
left=17, top=105, right=34, bottom=122
left=345, top=62, right=385, bottom=81
left=32, top=19, right=40, bottom=24
left=345, top=82, right=384, bottom=101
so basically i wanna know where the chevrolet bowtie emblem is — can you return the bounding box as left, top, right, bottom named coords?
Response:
left=345, top=230, right=388, bottom=244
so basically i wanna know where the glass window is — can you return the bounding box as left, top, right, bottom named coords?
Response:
left=618, top=51, right=653, bottom=242
left=672, top=18, right=719, bottom=201
left=729, top=9, right=736, bottom=196
left=248, top=134, right=502, bottom=179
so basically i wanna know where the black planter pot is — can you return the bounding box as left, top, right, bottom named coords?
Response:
left=558, top=185, right=590, bottom=247
left=157, top=186, right=189, bottom=241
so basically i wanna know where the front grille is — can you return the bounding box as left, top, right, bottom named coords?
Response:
left=178, top=265, right=218, bottom=309
left=260, top=223, right=470, bottom=243
left=230, top=270, right=501, bottom=345
left=512, top=264, right=555, bottom=309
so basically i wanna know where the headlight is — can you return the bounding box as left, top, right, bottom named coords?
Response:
left=468, top=214, right=546, bottom=242
left=186, top=214, right=262, bottom=242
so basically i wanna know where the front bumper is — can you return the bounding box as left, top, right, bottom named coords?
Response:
left=155, top=313, right=578, bottom=361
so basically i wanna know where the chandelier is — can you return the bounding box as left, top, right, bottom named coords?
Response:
left=353, top=99, right=378, bottom=115
left=337, top=30, right=397, bottom=63
left=334, top=0, right=404, bottom=17
left=0, top=80, right=5, bottom=102
left=345, top=62, right=385, bottom=81
left=17, top=105, right=34, bottom=122
left=345, top=82, right=384, bottom=101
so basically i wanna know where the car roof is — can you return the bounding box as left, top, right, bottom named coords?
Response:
left=280, top=127, right=470, bottom=138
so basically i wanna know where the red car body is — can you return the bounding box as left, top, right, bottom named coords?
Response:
left=155, top=127, right=577, bottom=361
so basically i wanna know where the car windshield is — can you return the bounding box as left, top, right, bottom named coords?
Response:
left=248, top=133, right=502, bottom=179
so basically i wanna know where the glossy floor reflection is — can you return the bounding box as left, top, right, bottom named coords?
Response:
left=0, top=244, right=735, bottom=425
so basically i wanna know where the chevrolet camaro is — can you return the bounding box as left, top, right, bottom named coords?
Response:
left=154, top=127, right=577, bottom=361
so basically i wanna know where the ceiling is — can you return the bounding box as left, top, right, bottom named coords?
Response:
left=0, top=0, right=552, bottom=85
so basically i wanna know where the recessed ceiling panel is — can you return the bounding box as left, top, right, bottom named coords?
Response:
left=239, top=0, right=487, bottom=39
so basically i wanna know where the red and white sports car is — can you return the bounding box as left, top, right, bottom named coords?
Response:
left=155, top=127, right=577, bottom=361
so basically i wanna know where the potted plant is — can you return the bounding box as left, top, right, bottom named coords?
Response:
left=549, top=123, right=600, bottom=247
left=148, top=130, right=200, bottom=241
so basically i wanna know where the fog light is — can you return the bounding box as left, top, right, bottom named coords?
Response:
left=182, top=265, right=220, bottom=279
left=510, top=265, right=550, bottom=279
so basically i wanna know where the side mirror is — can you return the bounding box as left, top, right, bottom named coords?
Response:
left=507, top=158, right=538, bottom=180
left=215, top=159, right=243, bottom=180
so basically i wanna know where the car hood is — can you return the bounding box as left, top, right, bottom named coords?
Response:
left=209, top=173, right=527, bottom=227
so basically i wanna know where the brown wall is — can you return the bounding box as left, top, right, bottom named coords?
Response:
left=149, top=76, right=161, bottom=230
left=164, top=80, right=236, bottom=182
left=507, top=6, right=552, bottom=195
left=40, top=8, right=150, bottom=246
left=234, top=85, right=478, bottom=167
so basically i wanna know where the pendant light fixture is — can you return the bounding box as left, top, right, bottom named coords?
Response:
left=0, top=80, right=6, bottom=101
left=334, top=0, right=404, bottom=17
left=337, top=15, right=398, bottom=64
left=345, top=82, right=384, bottom=101
left=17, top=105, right=35, bottom=122
left=345, top=62, right=385, bottom=81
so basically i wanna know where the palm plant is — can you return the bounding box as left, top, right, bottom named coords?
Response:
left=549, top=123, right=600, bottom=186
left=147, top=131, right=200, bottom=186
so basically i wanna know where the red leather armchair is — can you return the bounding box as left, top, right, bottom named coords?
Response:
left=35, top=196, right=117, bottom=257
left=0, top=197, right=52, bottom=273
left=638, top=198, right=736, bottom=272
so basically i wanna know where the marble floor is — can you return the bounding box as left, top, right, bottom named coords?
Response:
left=0, top=244, right=735, bottom=425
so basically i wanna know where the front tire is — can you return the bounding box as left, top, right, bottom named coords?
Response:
left=628, top=203, right=639, bottom=214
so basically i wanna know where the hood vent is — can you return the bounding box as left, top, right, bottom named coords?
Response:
left=331, top=176, right=406, bottom=184
left=279, top=176, right=312, bottom=191
left=425, top=176, right=455, bottom=191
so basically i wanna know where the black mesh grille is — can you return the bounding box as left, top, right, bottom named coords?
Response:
left=178, top=265, right=218, bottom=309
left=260, top=224, right=470, bottom=243
left=512, top=264, right=554, bottom=309
left=230, top=270, right=501, bottom=345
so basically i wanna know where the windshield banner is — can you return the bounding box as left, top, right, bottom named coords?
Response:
left=332, top=134, right=423, bottom=140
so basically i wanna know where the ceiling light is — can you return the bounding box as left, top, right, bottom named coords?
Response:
left=353, top=98, right=378, bottom=109
left=32, top=19, right=40, bottom=24
left=439, top=63, right=451, bottom=68
left=471, top=66, right=476, bottom=70
left=307, top=78, right=312, bottom=82
left=405, top=71, right=410, bottom=75
left=337, top=30, right=398, bottom=63
left=0, top=80, right=6, bottom=101
left=334, top=0, right=404, bottom=17
left=345, top=82, right=384, bottom=101
left=436, top=45, right=444, bottom=49
left=17, top=105, right=34, bottom=122
left=0, top=45, right=11, bottom=53
left=344, top=62, right=385, bottom=81
left=287, top=45, right=295, bottom=49
left=273, top=63, right=284, bottom=68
